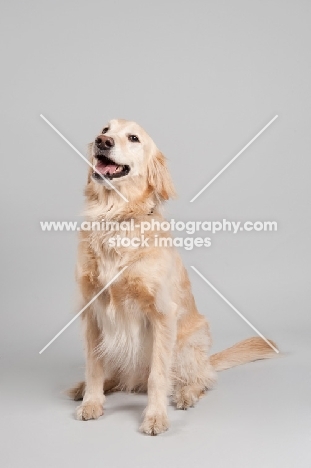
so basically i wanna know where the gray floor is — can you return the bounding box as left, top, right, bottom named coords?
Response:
left=2, top=331, right=310, bottom=468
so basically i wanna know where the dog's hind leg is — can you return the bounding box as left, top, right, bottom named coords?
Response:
left=172, top=321, right=217, bottom=409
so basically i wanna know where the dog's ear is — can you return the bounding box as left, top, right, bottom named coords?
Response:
left=147, top=150, right=176, bottom=201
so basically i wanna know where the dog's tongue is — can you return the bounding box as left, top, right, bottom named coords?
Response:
left=95, top=161, right=118, bottom=175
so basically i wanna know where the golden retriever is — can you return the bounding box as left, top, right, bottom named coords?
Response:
left=69, top=119, right=277, bottom=435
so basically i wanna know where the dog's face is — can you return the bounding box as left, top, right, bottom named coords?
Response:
left=92, top=119, right=155, bottom=183
left=90, top=118, right=175, bottom=201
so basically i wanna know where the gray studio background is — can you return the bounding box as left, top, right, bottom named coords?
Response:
left=1, top=1, right=310, bottom=467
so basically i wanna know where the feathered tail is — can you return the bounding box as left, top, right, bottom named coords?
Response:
left=210, top=337, right=278, bottom=371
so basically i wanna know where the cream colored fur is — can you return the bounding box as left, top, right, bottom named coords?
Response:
left=70, top=119, right=278, bottom=435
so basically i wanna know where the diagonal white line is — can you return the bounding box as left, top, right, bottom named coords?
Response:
left=40, top=114, right=129, bottom=203
left=39, top=266, right=128, bottom=354
left=190, top=115, right=278, bottom=202
left=191, top=266, right=279, bottom=353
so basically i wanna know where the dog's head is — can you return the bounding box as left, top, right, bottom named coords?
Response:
left=89, top=119, right=176, bottom=202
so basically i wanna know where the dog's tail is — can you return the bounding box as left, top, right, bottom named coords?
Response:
left=210, top=337, right=278, bottom=371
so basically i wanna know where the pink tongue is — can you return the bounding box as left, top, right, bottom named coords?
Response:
left=95, top=162, right=117, bottom=175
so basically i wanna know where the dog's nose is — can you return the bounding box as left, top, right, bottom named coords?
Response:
left=95, top=135, right=115, bottom=149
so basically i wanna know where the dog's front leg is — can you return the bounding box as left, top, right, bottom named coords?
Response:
left=76, top=311, right=105, bottom=421
left=140, top=308, right=176, bottom=435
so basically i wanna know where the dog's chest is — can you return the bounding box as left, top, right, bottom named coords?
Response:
left=94, top=296, right=152, bottom=373
left=91, top=243, right=152, bottom=374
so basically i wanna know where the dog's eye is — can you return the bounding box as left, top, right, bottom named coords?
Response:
left=128, top=134, right=140, bottom=143
left=102, top=127, right=109, bottom=134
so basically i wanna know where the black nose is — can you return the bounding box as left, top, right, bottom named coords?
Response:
left=95, top=135, right=115, bottom=149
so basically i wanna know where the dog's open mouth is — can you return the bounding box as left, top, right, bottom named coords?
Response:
left=93, top=155, right=130, bottom=180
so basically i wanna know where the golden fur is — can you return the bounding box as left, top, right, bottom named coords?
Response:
left=70, top=119, right=278, bottom=435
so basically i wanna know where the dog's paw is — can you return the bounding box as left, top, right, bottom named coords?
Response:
left=76, top=401, right=104, bottom=421
left=140, top=410, right=169, bottom=436
left=173, top=383, right=207, bottom=410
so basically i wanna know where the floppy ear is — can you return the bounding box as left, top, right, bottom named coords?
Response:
left=147, top=150, right=176, bottom=201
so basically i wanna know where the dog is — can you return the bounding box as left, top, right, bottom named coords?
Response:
left=69, top=118, right=277, bottom=435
